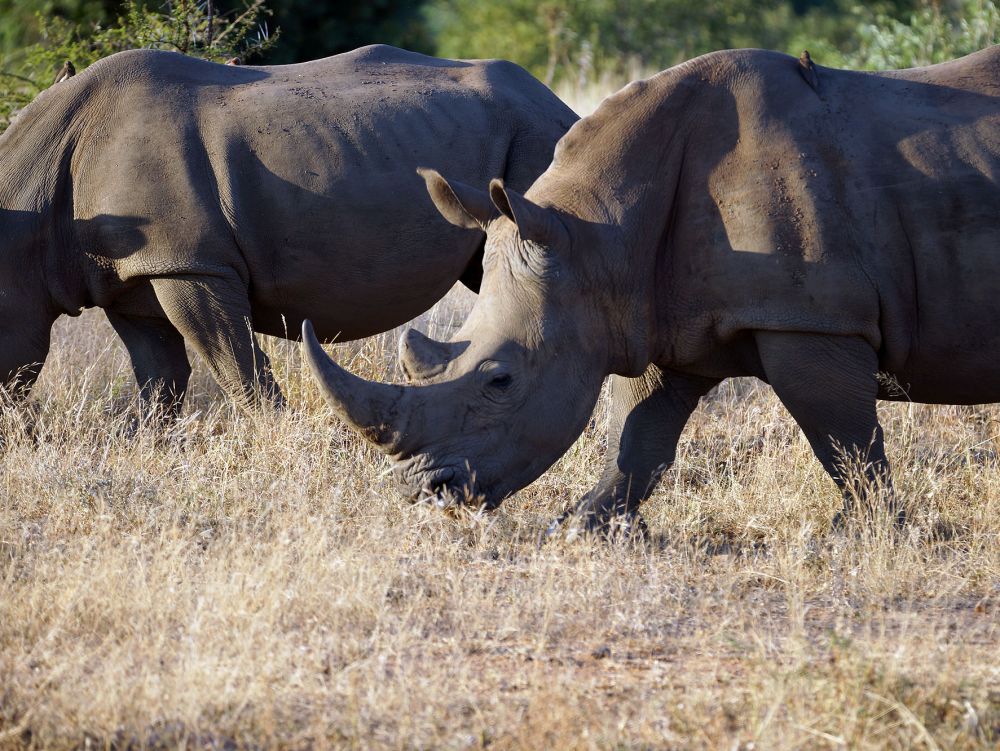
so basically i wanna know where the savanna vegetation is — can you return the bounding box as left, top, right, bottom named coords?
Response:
left=1, top=1, right=998, bottom=748
left=1, top=297, right=998, bottom=749
left=2, top=0, right=1000, bottom=126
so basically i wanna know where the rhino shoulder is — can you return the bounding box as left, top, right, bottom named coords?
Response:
left=476, top=58, right=578, bottom=123
left=335, top=44, right=469, bottom=70
left=77, top=48, right=194, bottom=80
left=82, top=47, right=267, bottom=90
left=549, top=57, right=714, bottom=168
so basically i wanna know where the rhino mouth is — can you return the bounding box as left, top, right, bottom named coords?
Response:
left=396, top=458, right=494, bottom=512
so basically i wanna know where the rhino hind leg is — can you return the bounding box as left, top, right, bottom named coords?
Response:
left=754, top=331, right=901, bottom=527
left=554, top=366, right=719, bottom=537
left=107, top=311, right=191, bottom=420
left=151, top=271, right=284, bottom=411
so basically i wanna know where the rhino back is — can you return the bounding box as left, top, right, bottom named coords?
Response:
left=686, top=49, right=1000, bottom=399
left=65, top=47, right=574, bottom=338
left=533, top=47, right=1000, bottom=401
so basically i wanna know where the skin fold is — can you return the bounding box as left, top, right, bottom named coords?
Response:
left=0, top=44, right=577, bottom=413
left=304, top=47, right=1000, bottom=531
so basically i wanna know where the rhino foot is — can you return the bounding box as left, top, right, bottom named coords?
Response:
left=545, top=498, right=648, bottom=543
left=832, top=498, right=908, bottom=532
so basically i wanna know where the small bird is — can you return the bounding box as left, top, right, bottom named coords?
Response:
left=225, top=57, right=241, bottom=66
left=798, top=50, right=819, bottom=93
left=53, top=59, right=75, bottom=85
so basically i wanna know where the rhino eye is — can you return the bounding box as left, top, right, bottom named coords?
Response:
left=488, top=373, right=512, bottom=390
left=477, top=360, right=514, bottom=396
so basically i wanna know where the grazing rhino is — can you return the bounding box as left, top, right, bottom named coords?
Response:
left=0, top=44, right=576, bottom=412
left=303, top=47, right=1000, bottom=530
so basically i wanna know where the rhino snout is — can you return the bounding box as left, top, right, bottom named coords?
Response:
left=394, top=458, right=493, bottom=510
left=396, top=458, right=456, bottom=497
left=421, top=466, right=457, bottom=498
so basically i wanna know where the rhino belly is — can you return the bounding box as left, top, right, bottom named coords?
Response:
left=883, top=342, right=1000, bottom=405
left=246, top=230, right=476, bottom=343
left=881, top=286, right=1000, bottom=405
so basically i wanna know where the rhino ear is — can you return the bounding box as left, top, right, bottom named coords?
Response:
left=488, top=179, right=567, bottom=248
left=419, top=168, right=499, bottom=230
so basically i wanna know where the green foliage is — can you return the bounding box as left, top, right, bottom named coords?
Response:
left=425, top=0, right=858, bottom=85
left=0, top=1, right=119, bottom=57
left=425, top=0, right=999, bottom=85
left=844, top=0, right=1000, bottom=69
left=1, top=0, right=998, bottom=135
left=115, top=0, right=278, bottom=60
left=262, top=0, right=434, bottom=64
left=0, top=0, right=278, bottom=132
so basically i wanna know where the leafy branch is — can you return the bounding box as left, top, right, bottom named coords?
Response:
left=0, top=0, right=279, bottom=133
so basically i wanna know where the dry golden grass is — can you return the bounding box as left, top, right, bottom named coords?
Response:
left=1, top=282, right=998, bottom=750
left=0, top=72, right=997, bottom=751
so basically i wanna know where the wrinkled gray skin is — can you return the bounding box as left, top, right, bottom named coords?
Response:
left=303, top=47, right=1000, bottom=530
left=0, top=45, right=576, bottom=411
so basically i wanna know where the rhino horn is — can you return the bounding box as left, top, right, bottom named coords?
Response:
left=302, top=320, right=408, bottom=453
left=398, top=327, right=458, bottom=381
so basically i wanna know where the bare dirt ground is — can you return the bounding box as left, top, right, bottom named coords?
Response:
left=1, top=285, right=998, bottom=750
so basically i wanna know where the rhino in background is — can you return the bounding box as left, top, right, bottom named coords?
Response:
left=0, top=44, right=577, bottom=412
left=304, top=46, right=1000, bottom=530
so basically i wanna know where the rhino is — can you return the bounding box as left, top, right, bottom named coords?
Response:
left=303, top=46, right=1000, bottom=530
left=0, top=44, right=576, bottom=412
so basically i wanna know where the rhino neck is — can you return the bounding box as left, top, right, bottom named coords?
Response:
left=0, top=82, right=90, bottom=317
left=528, top=69, right=700, bottom=378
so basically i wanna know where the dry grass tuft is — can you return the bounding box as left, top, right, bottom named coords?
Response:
left=1, top=71, right=998, bottom=751
left=2, top=285, right=998, bottom=750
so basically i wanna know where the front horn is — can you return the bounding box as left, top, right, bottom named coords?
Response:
left=302, top=320, right=408, bottom=453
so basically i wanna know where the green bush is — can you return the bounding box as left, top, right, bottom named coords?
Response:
left=424, top=0, right=999, bottom=85
left=844, top=0, right=1000, bottom=69
left=0, top=0, right=277, bottom=132
left=426, top=0, right=771, bottom=86
left=1, top=0, right=997, bottom=134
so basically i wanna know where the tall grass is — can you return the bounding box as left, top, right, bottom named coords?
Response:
left=2, top=74, right=999, bottom=747
left=2, top=289, right=997, bottom=749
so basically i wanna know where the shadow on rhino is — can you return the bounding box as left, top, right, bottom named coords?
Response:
left=0, top=211, right=149, bottom=397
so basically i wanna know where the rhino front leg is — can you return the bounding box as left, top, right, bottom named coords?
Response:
left=557, top=366, right=719, bottom=536
left=755, top=331, right=899, bottom=525
left=106, top=312, right=191, bottom=420
left=151, top=271, right=284, bottom=410
left=0, top=326, right=51, bottom=402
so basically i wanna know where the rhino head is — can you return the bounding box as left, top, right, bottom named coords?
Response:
left=303, top=169, right=640, bottom=508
